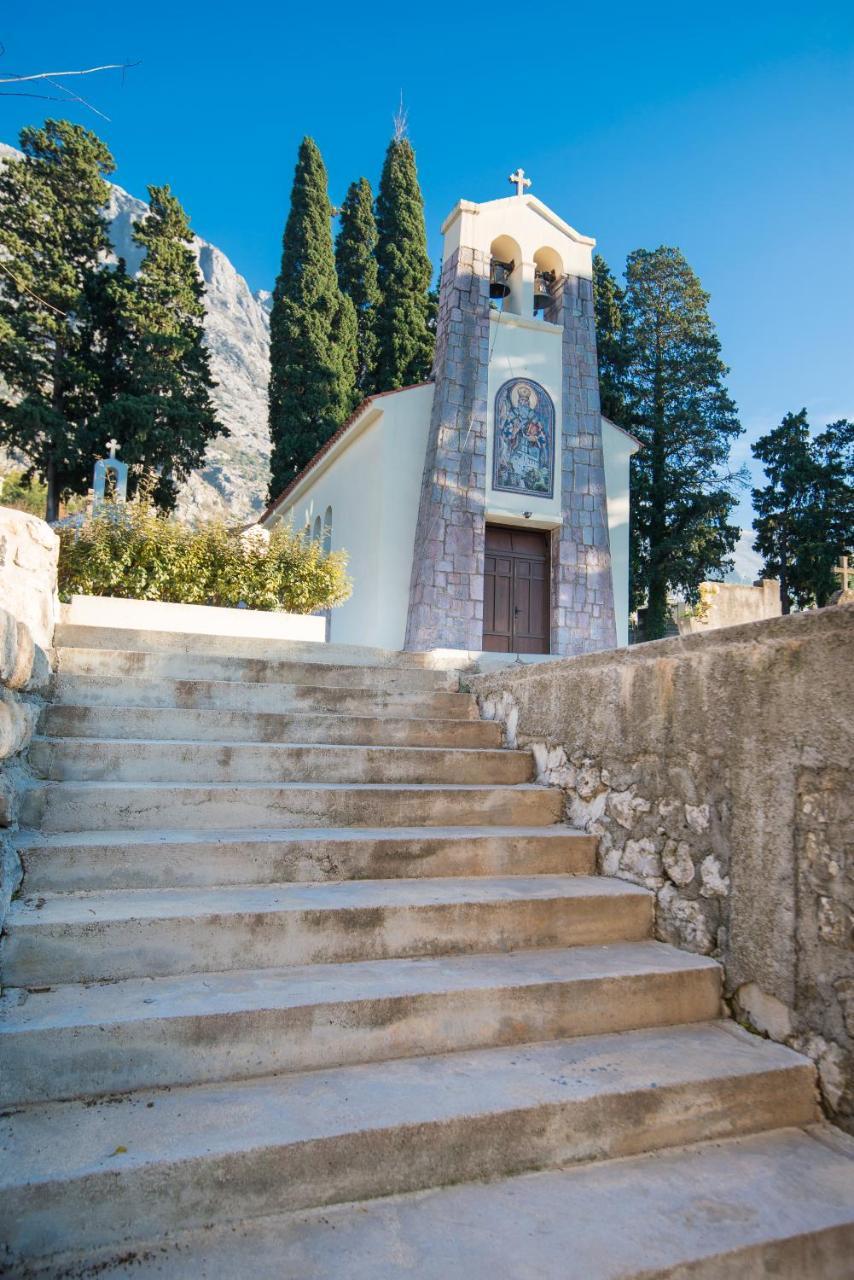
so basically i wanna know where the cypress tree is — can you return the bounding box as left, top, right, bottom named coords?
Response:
left=752, top=412, right=853, bottom=611
left=96, top=185, right=224, bottom=510
left=621, top=246, right=743, bottom=639
left=592, top=253, right=626, bottom=425
left=268, top=138, right=357, bottom=499
left=374, top=136, right=434, bottom=390
left=335, top=177, right=379, bottom=397
left=0, top=120, right=115, bottom=520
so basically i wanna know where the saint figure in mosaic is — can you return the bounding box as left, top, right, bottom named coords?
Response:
left=492, top=378, right=555, bottom=498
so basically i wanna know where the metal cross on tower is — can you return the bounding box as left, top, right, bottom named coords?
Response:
left=508, top=167, right=532, bottom=196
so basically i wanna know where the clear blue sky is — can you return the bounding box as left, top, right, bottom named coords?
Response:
left=3, top=1, right=853, bottom=525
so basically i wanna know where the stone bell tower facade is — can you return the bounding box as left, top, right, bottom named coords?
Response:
left=404, top=174, right=617, bottom=656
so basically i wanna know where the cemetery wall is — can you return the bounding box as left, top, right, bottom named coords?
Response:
left=472, top=604, right=854, bottom=1131
left=0, top=508, right=58, bottom=935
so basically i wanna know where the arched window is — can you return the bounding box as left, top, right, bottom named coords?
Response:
left=322, top=506, right=333, bottom=554
left=489, top=235, right=523, bottom=315
left=312, top=515, right=322, bottom=543
left=533, top=246, right=563, bottom=319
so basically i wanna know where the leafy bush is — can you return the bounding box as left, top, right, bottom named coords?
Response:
left=58, top=499, right=351, bottom=614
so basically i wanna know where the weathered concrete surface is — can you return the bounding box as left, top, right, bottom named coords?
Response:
left=676, top=578, right=781, bottom=634
left=0, top=941, right=721, bottom=1105
left=38, top=703, right=504, bottom=747
left=55, top=1128, right=854, bottom=1280
left=0, top=1023, right=816, bottom=1262
left=1, top=875, right=652, bottom=984
left=28, top=737, right=534, bottom=786
left=472, top=605, right=854, bottom=1130
left=13, top=825, right=595, bottom=892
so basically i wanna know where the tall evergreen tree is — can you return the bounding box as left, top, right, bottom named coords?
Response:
left=268, top=138, right=357, bottom=499
left=621, top=246, right=743, bottom=639
left=96, top=185, right=223, bottom=509
left=752, top=412, right=853, bottom=611
left=592, top=253, right=626, bottom=424
left=0, top=120, right=115, bottom=520
left=335, top=177, right=379, bottom=397
left=374, top=136, right=434, bottom=390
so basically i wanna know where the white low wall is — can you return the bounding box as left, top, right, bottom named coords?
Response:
left=61, top=596, right=327, bottom=644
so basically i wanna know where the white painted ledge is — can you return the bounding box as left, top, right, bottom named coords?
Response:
left=60, top=596, right=327, bottom=643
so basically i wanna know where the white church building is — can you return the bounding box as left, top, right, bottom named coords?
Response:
left=261, top=173, right=639, bottom=656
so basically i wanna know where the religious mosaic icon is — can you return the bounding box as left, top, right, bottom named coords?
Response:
left=492, top=378, right=555, bottom=498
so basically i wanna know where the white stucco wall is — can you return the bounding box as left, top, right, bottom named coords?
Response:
left=601, top=417, right=640, bottom=647
left=264, top=384, right=433, bottom=650
left=485, top=311, right=564, bottom=529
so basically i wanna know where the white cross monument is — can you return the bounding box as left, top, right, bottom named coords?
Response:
left=508, top=167, right=532, bottom=196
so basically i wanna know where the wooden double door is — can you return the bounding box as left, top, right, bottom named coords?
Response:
left=482, top=525, right=550, bottom=653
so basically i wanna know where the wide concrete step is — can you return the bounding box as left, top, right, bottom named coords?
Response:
left=54, top=673, right=479, bottom=718
left=54, top=622, right=470, bottom=670
left=0, top=942, right=721, bottom=1106
left=21, top=780, right=563, bottom=833
left=0, top=875, right=652, bottom=985
left=57, top=646, right=460, bottom=691
left=0, top=1023, right=817, bottom=1264
left=28, top=737, right=532, bottom=786
left=14, top=825, right=595, bottom=892
left=62, top=1128, right=854, bottom=1280
left=40, top=703, right=503, bottom=748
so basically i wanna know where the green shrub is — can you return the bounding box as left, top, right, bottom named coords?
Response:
left=58, top=499, right=352, bottom=614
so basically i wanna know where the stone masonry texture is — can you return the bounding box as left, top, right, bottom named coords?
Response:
left=405, top=247, right=491, bottom=652
left=472, top=605, right=854, bottom=1131
left=406, top=254, right=617, bottom=654
left=549, top=275, right=617, bottom=655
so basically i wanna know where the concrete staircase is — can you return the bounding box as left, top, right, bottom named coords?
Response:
left=1, top=624, right=852, bottom=1277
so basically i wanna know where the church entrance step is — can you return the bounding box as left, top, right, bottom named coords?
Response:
left=63, top=1128, right=853, bottom=1280
left=28, top=737, right=533, bottom=786
left=54, top=622, right=473, bottom=670
left=53, top=673, right=480, bottom=718
left=0, top=941, right=722, bottom=1106
left=0, top=1024, right=817, bottom=1265
left=57, top=646, right=461, bottom=691
left=14, top=825, right=595, bottom=893
left=21, top=780, right=563, bottom=834
left=39, top=704, right=504, bottom=748
left=0, top=876, right=652, bottom=986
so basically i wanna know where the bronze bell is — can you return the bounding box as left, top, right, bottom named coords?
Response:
left=489, top=259, right=513, bottom=299
left=533, top=269, right=555, bottom=313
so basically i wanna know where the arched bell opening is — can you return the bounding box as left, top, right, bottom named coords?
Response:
left=490, top=235, right=523, bottom=314
left=533, top=246, right=564, bottom=319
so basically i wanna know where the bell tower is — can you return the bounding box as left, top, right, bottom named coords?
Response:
left=404, top=173, right=617, bottom=656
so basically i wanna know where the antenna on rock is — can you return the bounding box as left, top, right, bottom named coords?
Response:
left=393, top=90, right=408, bottom=141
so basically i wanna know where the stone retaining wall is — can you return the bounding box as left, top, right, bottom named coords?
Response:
left=471, top=605, right=854, bottom=1131
left=0, top=508, right=59, bottom=935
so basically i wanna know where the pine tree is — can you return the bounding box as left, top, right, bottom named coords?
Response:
left=592, top=253, right=626, bottom=424
left=335, top=177, right=379, bottom=397
left=621, top=246, right=743, bottom=639
left=752, top=412, right=853, bottom=611
left=0, top=120, right=115, bottom=520
left=268, top=138, right=357, bottom=499
left=95, top=185, right=224, bottom=510
left=374, top=136, right=434, bottom=390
